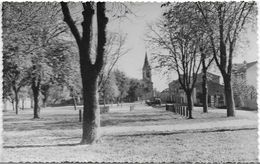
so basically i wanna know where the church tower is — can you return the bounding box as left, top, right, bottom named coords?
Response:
left=142, top=52, right=153, bottom=99
left=143, top=52, right=152, bottom=82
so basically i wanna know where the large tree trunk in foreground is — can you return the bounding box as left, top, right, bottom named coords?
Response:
left=61, top=2, right=107, bottom=144
left=186, top=91, right=194, bottom=119
left=81, top=73, right=100, bottom=144
left=223, top=76, right=235, bottom=117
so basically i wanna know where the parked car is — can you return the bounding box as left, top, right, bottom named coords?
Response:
left=146, top=98, right=161, bottom=106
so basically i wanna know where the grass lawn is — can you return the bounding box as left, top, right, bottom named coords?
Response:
left=2, top=104, right=258, bottom=162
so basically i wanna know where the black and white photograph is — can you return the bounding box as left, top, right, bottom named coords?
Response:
left=1, top=1, right=258, bottom=162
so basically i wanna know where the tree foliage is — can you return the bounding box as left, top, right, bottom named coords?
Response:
left=3, top=2, right=70, bottom=117
left=232, top=78, right=257, bottom=107
left=148, top=2, right=204, bottom=118
left=196, top=1, right=256, bottom=116
left=114, top=69, right=130, bottom=101
left=98, top=32, right=129, bottom=92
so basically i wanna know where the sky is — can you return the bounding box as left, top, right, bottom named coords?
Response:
left=107, top=3, right=258, bottom=92
left=107, top=3, right=171, bottom=91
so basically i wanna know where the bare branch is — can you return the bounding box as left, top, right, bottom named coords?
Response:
left=60, top=2, right=81, bottom=46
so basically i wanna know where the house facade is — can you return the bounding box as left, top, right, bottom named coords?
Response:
left=232, top=61, right=257, bottom=109
left=163, top=72, right=225, bottom=107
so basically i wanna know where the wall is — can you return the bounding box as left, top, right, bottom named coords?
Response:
left=246, top=64, right=257, bottom=88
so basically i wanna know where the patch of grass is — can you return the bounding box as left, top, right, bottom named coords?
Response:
left=2, top=104, right=258, bottom=162
left=3, top=129, right=257, bottom=162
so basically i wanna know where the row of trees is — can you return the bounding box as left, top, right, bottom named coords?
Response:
left=2, top=3, right=131, bottom=116
left=4, top=66, right=149, bottom=111
left=3, top=2, right=71, bottom=117
left=3, top=2, right=140, bottom=144
left=148, top=2, right=256, bottom=118
left=100, top=69, right=154, bottom=105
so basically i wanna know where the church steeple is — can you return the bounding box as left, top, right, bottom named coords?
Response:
left=143, top=52, right=151, bottom=70
left=142, top=52, right=151, bottom=81
left=142, top=51, right=153, bottom=100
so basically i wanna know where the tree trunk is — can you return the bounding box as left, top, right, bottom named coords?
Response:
left=223, top=76, right=235, bottom=117
left=81, top=2, right=107, bottom=144
left=42, top=90, right=49, bottom=108
left=202, top=70, right=208, bottom=113
left=11, top=99, right=15, bottom=111
left=103, top=93, right=106, bottom=107
left=30, top=95, right=34, bottom=108
left=72, top=95, right=77, bottom=110
left=32, top=86, right=40, bottom=119
left=32, top=75, right=41, bottom=119
left=42, top=97, right=47, bottom=108
left=81, top=74, right=100, bottom=144
left=186, top=91, right=194, bottom=119
left=61, top=2, right=107, bottom=145
left=22, top=99, right=24, bottom=110
left=14, top=90, right=19, bottom=115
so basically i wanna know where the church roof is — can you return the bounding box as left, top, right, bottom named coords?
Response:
left=143, top=52, right=151, bottom=70
left=247, top=61, right=257, bottom=69
left=233, top=61, right=257, bottom=73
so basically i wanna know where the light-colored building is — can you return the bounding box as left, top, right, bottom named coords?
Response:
left=232, top=61, right=257, bottom=109
left=166, top=72, right=225, bottom=107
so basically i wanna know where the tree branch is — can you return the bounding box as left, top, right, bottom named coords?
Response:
left=60, top=2, right=81, bottom=46
left=95, top=2, right=108, bottom=73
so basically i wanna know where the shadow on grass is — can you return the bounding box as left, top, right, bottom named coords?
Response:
left=4, top=143, right=81, bottom=149
left=112, top=127, right=257, bottom=138
left=4, top=111, right=179, bottom=131
left=4, top=106, right=229, bottom=132
left=4, top=120, right=81, bottom=132
left=101, top=117, right=178, bottom=127
left=4, top=127, right=256, bottom=149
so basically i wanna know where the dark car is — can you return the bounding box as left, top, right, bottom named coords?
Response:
left=146, top=98, right=161, bottom=106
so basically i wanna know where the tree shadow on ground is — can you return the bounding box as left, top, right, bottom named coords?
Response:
left=112, top=127, right=257, bottom=138
left=101, top=117, right=178, bottom=127
left=4, top=127, right=256, bottom=149
left=4, top=143, right=80, bottom=149
left=3, top=106, right=231, bottom=132
left=4, top=110, right=180, bottom=132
